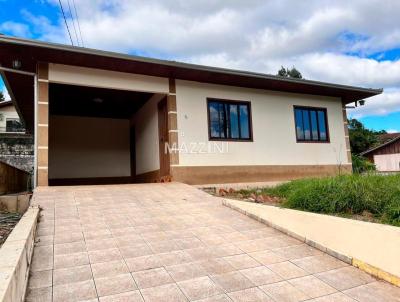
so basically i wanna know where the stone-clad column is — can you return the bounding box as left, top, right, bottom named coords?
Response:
left=167, top=78, right=179, bottom=167
left=342, top=100, right=352, bottom=166
left=37, top=62, right=49, bottom=186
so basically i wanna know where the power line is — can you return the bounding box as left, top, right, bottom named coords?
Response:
left=66, top=0, right=80, bottom=46
left=58, top=0, right=74, bottom=46
left=72, top=0, right=84, bottom=47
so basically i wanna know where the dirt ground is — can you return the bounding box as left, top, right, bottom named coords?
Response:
left=0, top=209, right=21, bottom=247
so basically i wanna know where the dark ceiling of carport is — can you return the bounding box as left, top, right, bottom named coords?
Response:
left=49, top=83, right=153, bottom=119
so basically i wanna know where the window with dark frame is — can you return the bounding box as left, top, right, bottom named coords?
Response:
left=294, top=106, right=329, bottom=142
left=207, top=99, right=252, bottom=141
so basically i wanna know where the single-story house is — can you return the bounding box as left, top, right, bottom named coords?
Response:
left=361, top=133, right=400, bottom=172
left=0, top=100, right=25, bottom=133
left=0, top=35, right=382, bottom=187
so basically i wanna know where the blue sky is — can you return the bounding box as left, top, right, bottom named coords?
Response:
left=1, top=0, right=399, bottom=133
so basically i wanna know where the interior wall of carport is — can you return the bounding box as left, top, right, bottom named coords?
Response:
left=35, top=63, right=178, bottom=186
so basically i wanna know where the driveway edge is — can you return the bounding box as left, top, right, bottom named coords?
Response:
left=0, top=206, right=40, bottom=302
left=222, top=198, right=400, bottom=287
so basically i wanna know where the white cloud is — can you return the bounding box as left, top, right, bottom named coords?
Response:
left=387, top=129, right=399, bottom=133
left=0, top=21, right=31, bottom=37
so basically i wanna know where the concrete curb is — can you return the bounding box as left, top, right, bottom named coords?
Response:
left=0, top=206, right=40, bottom=302
left=222, top=199, right=400, bottom=287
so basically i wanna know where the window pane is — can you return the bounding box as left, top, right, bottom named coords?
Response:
left=239, top=105, right=250, bottom=139
left=302, top=110, right=311, bottom=140
left=294, top=109, right=304, bottom=140
left=318, top=110, right=327, bottom=141
left=209, top=102, right=221, bottom=138
left=229, top=105, right=240, bottom=139
left=219, top=103, right=226, bottom=138
left=310, top=110, right=319, bottom=140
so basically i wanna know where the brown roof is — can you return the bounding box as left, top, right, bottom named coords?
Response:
left=0, top=35, right=383, bottom=133
left=361, top=134, right=400, bottom=156
left=378, top=133, right=400, bottom=144
left=0, top=100, right=12, bottom=108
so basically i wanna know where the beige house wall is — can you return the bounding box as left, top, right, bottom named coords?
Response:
left=48, top=64, right=169, bottom=94
left=49, top=115, right=131, bottom=179
left=374, top=153, right=400, bottom=172
left=175, top=80, right=349, bottom=167
left=133, top=93, right=164, bottom=175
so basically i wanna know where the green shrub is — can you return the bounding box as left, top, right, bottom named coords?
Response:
left=352, top=154, right=376, bottom=174
left=258, top=174, right=400, bottom=226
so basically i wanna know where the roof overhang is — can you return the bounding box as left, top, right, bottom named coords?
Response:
left=0, top=35, right=383, bottom=133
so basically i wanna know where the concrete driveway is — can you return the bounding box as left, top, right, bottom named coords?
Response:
left=26, top=183, right=400, bottom=302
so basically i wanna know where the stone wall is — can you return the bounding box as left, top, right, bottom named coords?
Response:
left=0, top=136, right=33, bottom=172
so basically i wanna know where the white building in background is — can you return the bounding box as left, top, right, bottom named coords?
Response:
left=0, top=100, right=24, bottom=133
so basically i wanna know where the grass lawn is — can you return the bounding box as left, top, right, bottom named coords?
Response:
left=232, top=174, right=400, bottom=227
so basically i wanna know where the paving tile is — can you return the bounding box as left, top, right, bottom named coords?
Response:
left=314, top=266, right=375, bottom=291
left=25, top=286, right=52, bottom=302
left=175, top=237, right=205, bottom=249
left=115, top=235, right=146, bottom=247
left=95, top=273, right=137, bottom=297
left=267, top=261, right=309, bottom=279
left=223, top=254, right=260, bottom=270
left=132, top=267, right=174, bottom=289
left=198, top=258, right=235, bottom=274
left=240, top=266, right=283, bottom=286
left=85, top=238, right=118, bottom=251
left=54, top=231, right=84, bottom=244
left=140, top=283, right=187, bottom=302
left=196, top=294, right=232, bottom=302
left=54, top=252, right=89, bottom=269
left=343, top=281, right=400, bottom=302
left=165, top=262, right=207, bottom=282
left=289, top=275, right=337, bottom=298
left=54, top=241, right=86, bottom=255
left=84, top=229, right=112, bottom=240
left=273, top=244, right=322, bottom=260
left=185, top=247, right=215, bottom=261
left=89, top=248, right=122, bottom=263
left=148, top=240, right=181, bottom=253
left=28, top=270, right=52, bottom=289
left=211, top=271, right=255, bottom=292
left=125, top=254, right=162, bottom=272
left=228, top=287, right=274, bottom=302
left=91, top=260, right=129, bottom=278
left=234, top=239, right=270, bottom=253
left=177, top=276, right=224, bottom=301
left=260, top=281, right=310, bottom=302
left=35, top=235, right=54, bottom=247
left=158, top=250, right=194, bottom=266
left=307, top=292, right=357, bottom=301
left=30, top=245, right=53, bottom=272
left=53, top=279, right=97, bottom=302
left=119, top=244, right=153, bottom=258
left=99, top=290, right=144, bottom=302
left=53, top=265, right=93, bottom=286
left=292, top=255, right=348, bottom=274
left=211, top=244, right=244, bottom=257
left=249, top=250, right=287, bottom=265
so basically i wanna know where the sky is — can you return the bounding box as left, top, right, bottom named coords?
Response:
left=0, top=0, right=399, bottom=132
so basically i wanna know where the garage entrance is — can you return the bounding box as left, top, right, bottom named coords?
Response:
left=48, top=83, right=168, bottom=185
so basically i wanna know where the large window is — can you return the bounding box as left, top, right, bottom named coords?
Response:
left=294, top=106, right=329, bottom=142
left=207, top=99, right=252, bottom=141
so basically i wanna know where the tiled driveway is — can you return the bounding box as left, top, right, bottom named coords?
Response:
left=26, top=183, right=400, bottom=302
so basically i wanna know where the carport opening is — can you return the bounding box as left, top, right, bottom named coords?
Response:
left=48, top=83, right=167, bottom=185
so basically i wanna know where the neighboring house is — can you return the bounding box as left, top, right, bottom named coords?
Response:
left=361, top=134, right=400, bottom=172
left=0, top=35, right=382, bottom=187
left=0, top=100, right=25, bottom=133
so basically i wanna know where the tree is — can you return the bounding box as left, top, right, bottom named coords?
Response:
left=277, top=66, right=303, bottom=79
left=348, top=118, right=386, bottom=154
left=0, top=91, right=4, bottom=102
